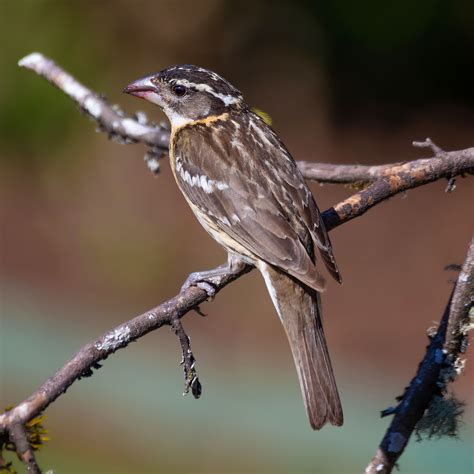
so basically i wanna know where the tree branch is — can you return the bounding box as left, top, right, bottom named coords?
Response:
left=444, top=238, right=474, bottom=356
left=297, top=161, right=397, bottom=184
left=18, top=52, right=474, bottom=192
left=0, top=266, right=252, bottom=429
left=2, top=52, right=471, bottom=473
left=18, top=52, right=171, bottom=150
left=7, top=424, right=41, bottom=474
left=365, top=237, right=473, bottom=474
left=171, top=313, right=202, bottom=398
left=321, top=143, right=474, bottom=230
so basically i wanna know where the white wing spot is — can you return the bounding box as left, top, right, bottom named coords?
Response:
left=176, top=156, right=228, bottom=194
left=216, top=181, right=229, bottom=190
left=200, top=175, right=212, bottom=193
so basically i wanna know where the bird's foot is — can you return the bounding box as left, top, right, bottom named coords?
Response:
left=181, top=258, right=249, bottom=299
left=181, top=266, right=228, bottom=299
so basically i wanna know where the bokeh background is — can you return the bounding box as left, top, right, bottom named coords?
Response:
left=1, top=1, right=473, bottom=473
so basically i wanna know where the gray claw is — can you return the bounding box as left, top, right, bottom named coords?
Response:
left=181, top=272, right=217, bottom=298
left=196, top=281, right=216, bottom=297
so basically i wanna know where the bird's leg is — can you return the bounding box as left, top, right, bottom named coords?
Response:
left=181, top=254, right=249, bottom=298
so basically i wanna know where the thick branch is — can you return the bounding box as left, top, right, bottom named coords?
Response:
left=365, top=238, right=473, bottom=474
left=321, top=147, right=474, bottom=230
left=298, top=138, right=471, bottom=185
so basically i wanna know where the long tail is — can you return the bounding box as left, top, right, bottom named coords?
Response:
left=258, top=262, right=343, bottom=429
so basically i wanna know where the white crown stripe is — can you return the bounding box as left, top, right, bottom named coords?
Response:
left=174, top=79, right=242, bottom=106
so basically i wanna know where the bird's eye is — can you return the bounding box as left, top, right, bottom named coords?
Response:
left=172, top=84, right=187, bottom=97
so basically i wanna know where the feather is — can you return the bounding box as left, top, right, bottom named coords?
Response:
left=258, top=261, right=343, bottom=429
left=171, top=109, right=340, bottom=291
left=129, top=63, right=344, bottom=430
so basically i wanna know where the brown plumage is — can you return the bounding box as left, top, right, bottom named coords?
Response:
left=124, top=65, right=343, bottom=429
left=261, top=265, right=343, bottom=428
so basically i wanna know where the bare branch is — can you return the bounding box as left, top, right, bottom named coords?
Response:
left=297, top=161, right=396, bottom=184
left=19, top=52, right=170, bottom=149
left=3, top=52, right=472, bottom=472
left=171, top=316, right=202, bottom=398
left=366, top=238, right=473, bottom=474
left=412, top=137, right=446, bottom=157
left=8, top=423, right=41, bottom=474
left=444, top=237, right=474, bottom=355
left=19, top=53, right=474, bottom=190
left=321, top=150, right=474, bottom=231
left=0, top=265, right=252, bottom=431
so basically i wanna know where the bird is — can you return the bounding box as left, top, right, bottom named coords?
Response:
left=124, top=65, right=343, bottom=429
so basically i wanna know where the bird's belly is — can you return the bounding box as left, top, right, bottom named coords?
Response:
left=190, top=203, right=256, bottom=265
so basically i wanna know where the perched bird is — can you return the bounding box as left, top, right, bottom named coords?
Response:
left=124, top=65, right=343, bottom=429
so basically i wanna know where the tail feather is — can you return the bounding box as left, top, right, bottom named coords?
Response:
left=259, top=262, right=343, bottom=429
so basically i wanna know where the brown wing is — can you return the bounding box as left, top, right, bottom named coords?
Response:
left=172, top=111, right=341, bottom=290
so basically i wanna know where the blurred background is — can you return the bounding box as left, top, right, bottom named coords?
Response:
left=1, top=1, right=473, bottom=472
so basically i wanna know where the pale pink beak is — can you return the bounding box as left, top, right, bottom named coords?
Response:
left=123, top=75, right=157, bottom=99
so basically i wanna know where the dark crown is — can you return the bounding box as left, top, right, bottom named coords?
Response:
left=158, top=64, right=244, bottom=106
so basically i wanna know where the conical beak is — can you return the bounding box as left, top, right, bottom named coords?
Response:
left=123, top=75, right=157, bottom=99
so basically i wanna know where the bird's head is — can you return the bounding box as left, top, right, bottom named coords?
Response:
left=124, top=65, right=244, bottom=128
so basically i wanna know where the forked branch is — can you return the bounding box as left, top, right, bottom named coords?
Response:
left=1, top=52, right=472, bottom=473
left=18, top=52, right=474, bottom=199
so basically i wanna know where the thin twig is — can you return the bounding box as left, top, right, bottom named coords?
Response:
left=297, top=161, right=396, bottom=184
left=171, top=316, right=202, bottom=398
left=413, top=138, right=457, bottom=192
left=365, top=238, right=473, bottom=474
left=444, top=236, right=474, bottom=355
left=18, top=52, right=170, bottom=149
left=8, top=424, right=41, bottom=474
left=413, top=137, right=446, bottom=157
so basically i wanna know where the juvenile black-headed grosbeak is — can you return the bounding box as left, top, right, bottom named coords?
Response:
left=124, top=65, right=343, bottom=429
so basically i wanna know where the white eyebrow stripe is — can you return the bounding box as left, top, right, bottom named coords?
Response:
left=174, top=79, right=242, bottom=106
